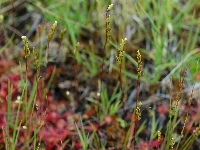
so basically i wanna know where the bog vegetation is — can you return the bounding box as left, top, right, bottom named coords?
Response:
left=0, top=0, right=200, bottom=150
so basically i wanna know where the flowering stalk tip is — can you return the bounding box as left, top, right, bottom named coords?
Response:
left=47, top=21, right=58, bottom=42
left=107, top=4, right=113, bottom=11
left=21, top=36, right=30, bottom=58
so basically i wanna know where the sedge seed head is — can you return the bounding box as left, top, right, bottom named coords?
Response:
left=122, top=38, right=127, bottom=45
left=21, top=36, right=26, bottom=40
left=138, top=101, right=142, bottom=107
left=47, top=21, right=58, bottom=42
left=21, top=36, right=30, bottom=58
left=33, top=47, right=40, bottom=68
left=59, top=28, right=66, bottom=40
left=157, top=130, right=161, bottom=141
left=107, top=4, right=113, bottom=11
left=116, top=38, right=127, bottom=64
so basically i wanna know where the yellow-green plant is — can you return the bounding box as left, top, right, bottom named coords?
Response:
left=100, top=3, right=113, bottom=96
left=116, top=38, right=127, bottom=119
left=46, top=21, right=58, bottom=65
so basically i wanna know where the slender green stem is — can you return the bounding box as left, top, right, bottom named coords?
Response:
left=46, top=42, right=50, bottom=66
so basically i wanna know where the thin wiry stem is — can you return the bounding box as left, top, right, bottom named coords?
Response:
left=25, top=57, right=28, bottom=104
left=133, top=72, right=140, bottom=150
left=100, top=4, right=113, bottom=95
left=100, top=12, right=109, bottom=96
left=116, top=38, right=127, bottom=119
left=177, top=85, right=194, bottom=149
left=46, top=42, right=50, bottom=66
left=132, top=50, right=142, bottom=149
left=119, top=63, right=125, bottom=119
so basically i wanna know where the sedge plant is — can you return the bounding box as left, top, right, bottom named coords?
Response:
left=127, top=50, right=143, bottom=149
left=2, top=1, right=200, bottom=149
left=116, top=38, right=127, bottom=119
left=2, top=20, right=58, bottom=149
left=100, top=4, right=113, bottom=99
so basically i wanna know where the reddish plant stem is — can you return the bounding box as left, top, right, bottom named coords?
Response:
left=132, top=60, right=141, bottom=149
left=135, top=80, right=140, bottom=115
left=127, top=121, right=135, bottom=148
left=25, top=57, right=28, bottom=104
left=119, top=59, right=125, bottom=119
left=2, top=127, right=10, bottom=149
left=100, top=12, right=109, bottom=100
left=134, top=75, right=141, bottom=149
left=177, top=68, right=194, bottom=148
left=177, top=86, right=194, bottom=148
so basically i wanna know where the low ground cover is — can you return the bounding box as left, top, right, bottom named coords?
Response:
left=0, top=0, right=200, bottom=149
